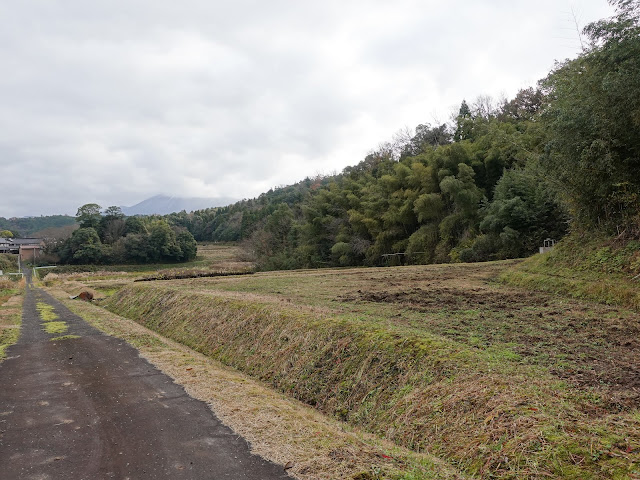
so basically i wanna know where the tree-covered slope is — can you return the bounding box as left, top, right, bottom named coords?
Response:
left=166, top=1, right=638, bottom=272
left=0, top=215, right=75, bottom=237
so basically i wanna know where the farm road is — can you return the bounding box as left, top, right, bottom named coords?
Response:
left=0, top=277, right=290, bottom=479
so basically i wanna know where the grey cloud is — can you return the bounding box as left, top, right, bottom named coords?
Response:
left=0, top=0, right=615, bottom=217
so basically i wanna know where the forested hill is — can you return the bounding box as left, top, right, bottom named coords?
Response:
left=0, top=215, right=76, bottom=237
left=166, top=0, right=639, bottom=271
left=167, top=94, right=569, bottom=270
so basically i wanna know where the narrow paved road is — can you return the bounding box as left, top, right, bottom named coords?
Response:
left=0, top=277, right=290, bottom=479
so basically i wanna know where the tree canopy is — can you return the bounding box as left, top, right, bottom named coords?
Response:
left=541, top=0, right=640, bottom=235
left=55, top=205, right=197, bottom=265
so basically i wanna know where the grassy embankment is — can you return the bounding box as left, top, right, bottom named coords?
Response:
left=500, top=234, right=640, bottom=311
left=94, top=257, right=640, bottom=480
left=0, top=254, right=24, bottom=359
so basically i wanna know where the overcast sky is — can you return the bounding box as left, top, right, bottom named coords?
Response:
left=0, top=1, right=615, bottom=217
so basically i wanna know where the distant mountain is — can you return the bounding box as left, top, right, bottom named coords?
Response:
left=121, top=195, right=235, bottom=216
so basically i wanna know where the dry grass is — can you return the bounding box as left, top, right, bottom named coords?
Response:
left=0, top=277, right=17, bottom=299
left=48, top=287, right=464, bottom=480
left=47, top=243, right=252, bottom=298
left=0, top=290, right=23, bottom=360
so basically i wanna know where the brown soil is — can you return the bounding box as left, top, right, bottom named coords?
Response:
left=338, top=267, right=640, bottom=410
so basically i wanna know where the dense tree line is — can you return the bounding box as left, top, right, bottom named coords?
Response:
left=166, top=0, right=636, bottom=271
left=55, top=204, right=197, bottom=265
left=0, top=215, right=75, bottom=237
left=541, top=0, right=640, bottom=236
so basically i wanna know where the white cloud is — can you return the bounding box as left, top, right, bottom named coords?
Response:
left=0, top=0, right=615, bottom=216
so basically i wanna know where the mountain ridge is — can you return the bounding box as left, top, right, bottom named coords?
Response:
left=121, top=194, right=235, bottom=216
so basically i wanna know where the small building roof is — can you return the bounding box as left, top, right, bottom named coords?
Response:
left=10, top=238, right=44, bottom=245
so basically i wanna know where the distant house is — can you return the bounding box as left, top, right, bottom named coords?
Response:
left=0, top=238, right=44, bottom=261
left=0, top=237, right=11, bottom=253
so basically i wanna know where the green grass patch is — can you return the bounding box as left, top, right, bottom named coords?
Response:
left=0, top=289, right=15, bottom=306
left=500, top=233, right=640, bottom=310
left=94, top=287, right=121, bottom=297
left=42, top=321, right=68, bottom=334
left=50, top=334, right=80, bottom=341
left=0, top=324, right=20, bottom=358
left=36, top=302, right=59, bottom=321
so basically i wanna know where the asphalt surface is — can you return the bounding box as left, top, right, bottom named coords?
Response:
left=0, top=276, right=291, bottom=479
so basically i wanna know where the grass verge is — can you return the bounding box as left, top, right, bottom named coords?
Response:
left=47, top=286, right=464, bottom=480
left=0, top=285, right=24, bottom=360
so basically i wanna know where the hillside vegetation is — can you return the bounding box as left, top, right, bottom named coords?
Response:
left=165, top=0, right=639, bottom=271
left=0, top=215, right=75, bottom=237
left=52, top=204, right=197, bottom=265
left=501, top=234, right=640, bottom=311
left=14, top=2, right=638, bottom=274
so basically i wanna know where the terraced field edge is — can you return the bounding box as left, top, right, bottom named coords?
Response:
left=500, top=234, right=640, bottom=311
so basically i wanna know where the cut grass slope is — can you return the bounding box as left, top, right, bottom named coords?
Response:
left=500, top=234, right=640, bottom=310
left=104, top=280, right=640, bottom=479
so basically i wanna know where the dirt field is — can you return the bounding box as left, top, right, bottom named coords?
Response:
left=332, top=264, right=640, bottom=410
